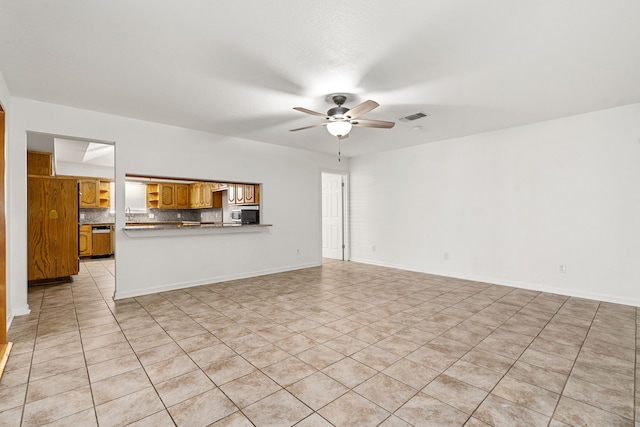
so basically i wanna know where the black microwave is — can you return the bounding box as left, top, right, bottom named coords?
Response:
left=241, top=209, right=259, bottom=224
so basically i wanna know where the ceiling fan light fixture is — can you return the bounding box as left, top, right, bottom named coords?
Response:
left=326, top=120, right=352, bottom=137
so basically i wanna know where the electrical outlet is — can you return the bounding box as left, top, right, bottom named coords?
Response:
left=148, top=213, right=155, bottom=219
left=444, top=252, right=449, bottom=260
left=559, top=264, right=567, bottom=273
left=177, top=213, right=181, bottom=218
left=296, top=249, right=300, bottom=255
left=80, top=213, right=85, bottom=220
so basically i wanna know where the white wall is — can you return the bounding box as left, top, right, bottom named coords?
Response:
left=350, top=103, right=640, bottom=306
left=8, top=98, right=348, bottom=309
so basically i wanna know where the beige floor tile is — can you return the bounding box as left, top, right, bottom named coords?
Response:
left=28, top=352, right=86, bottom=382
left=354, top=373, right=417, bottom=412
left=91, top=368, right=152, bottom=405
left=287, top=371, right=349, bottom=410
left=506, top=360, right=568, bottom=394
left=0, top=383, right=27, bottom=412
left=22, top=385, right=94, bottom=427
left=262, top=356, right=317, bottom=387
left=553, top=396, right=634, bottom=426
left=176, top=332, right=221, bottom=353
left=444, top=360, right=503, bottom=392
left=563, top=376, right=634, bottom=419
left=422, top=374, right=488, bottom=414
left=318, top=391, right=390, bottom=427
left=94, top=387, right=165, bottom=427
left=474, top=394, right=550, bottom=427
left=155, top=369, right=215, bottom=407
left=322, top=357, right=377, bottom=389
left=144, top=354, right=199, bottom=385
left=383, top=358, right=439, bottom=390
left=87, top=353, right=142, bottom=383
left=208, top=411, right=254, bottom=426
left=244, top=389, right=313, bottom=426
left=5, top=259, right=639, bottom=426
left=242, top=343, right=292, bottom=369
left=219, top=371, right=281, bottom=408
left=40, top=408, right=97, bottom=426
left=395, top=393, right=469, bottom=427
left=406, top=345, right=459, bottom=372
left=203, top=354, right=256, bottom=386
left=126, top=410, right=175, bottom=427
left=295, top=413, right=335, bottom=426
left=492, top=375, right=559, bottom=416
left=135, top=341, right=186, bottom=366
left=169, top=388, right=238, bottom=427
left=26, top=367, right=89, bottom=404
left=297, top=345, right=345, bottom=370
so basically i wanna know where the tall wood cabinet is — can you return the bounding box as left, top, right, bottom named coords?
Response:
left=28, top=177, right=79, bottom=281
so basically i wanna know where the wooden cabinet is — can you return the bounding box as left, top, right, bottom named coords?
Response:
left=27, top=151, right=52, bottom=176
left=228, top=184, right=260, bottom=206
left=189, top=182, right=216, bottom=208
left=79, top=225, right=92, bottom=256
left=175, top=184, right=189, bottom=208
left=79, top=179, right=110, bottom=208
left=91, top=227, right=112, bottom=256
left=148, top=183, right=189, bottom=209
left=28, top=176, right=79, bottom=281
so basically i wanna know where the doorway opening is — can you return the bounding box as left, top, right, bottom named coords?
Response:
left=0, top=103, right=11, bottom=377
left=26, top=132, right=116, bottom=297
left=321, top=172, right=348, bottom=261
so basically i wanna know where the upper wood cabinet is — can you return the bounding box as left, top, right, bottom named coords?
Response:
left=188, top=182, right=217, bottom=208
left=27, top=151, right=52, bottom=176
left=228, top=184, right=260, bottom=206
left=79, top=179, right=110, bottom=208
left=148, top=183, right=189, bottom=209
left=28, top=176, right=79, bottom=281
left=175, top=184, right=189, bottom=208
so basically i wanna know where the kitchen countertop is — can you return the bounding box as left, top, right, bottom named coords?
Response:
left=123, top=221, right=271, bottom=236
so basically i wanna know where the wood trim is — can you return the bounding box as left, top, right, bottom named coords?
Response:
left=0, top=105, right=11, bottom=377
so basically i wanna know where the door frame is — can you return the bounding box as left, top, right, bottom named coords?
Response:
left=321, top=170, right=349, bottom=261
left=0, top=104, right=12, bottom=376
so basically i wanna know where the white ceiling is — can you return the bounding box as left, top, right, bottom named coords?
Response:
left=2, top=1, right=640, bottom=158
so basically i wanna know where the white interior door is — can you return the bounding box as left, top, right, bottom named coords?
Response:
left=322, top=173, right=344, bottom=260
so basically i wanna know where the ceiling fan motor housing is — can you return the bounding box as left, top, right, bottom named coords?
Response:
left=327, top=106, right=350, bottom=119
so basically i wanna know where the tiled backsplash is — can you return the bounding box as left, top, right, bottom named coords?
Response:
left=81, top=206, right=256, bottom=224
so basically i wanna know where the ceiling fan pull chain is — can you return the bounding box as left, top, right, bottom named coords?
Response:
left=337, top=137, right=341, bottom=162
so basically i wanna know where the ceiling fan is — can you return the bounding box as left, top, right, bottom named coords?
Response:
left=290, top=94, right=395, bottom=139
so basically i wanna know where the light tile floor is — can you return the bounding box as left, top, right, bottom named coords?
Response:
left=1, top=258, right=638, bottom=426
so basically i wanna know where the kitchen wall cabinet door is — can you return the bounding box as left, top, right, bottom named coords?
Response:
left=28, top=177, right=79, bottom=281
left=159, top=184, right=176, bottom=208
left=244, top=185, right=259, bottom=205
left=227, top=184, right=236, bottom=204
left=175, top=184, right=189, bottom=208
left=235, top=184, right=245, bottom=204
left=79, top=225, right=92, bottom=256
left=79, top=179, right=100, bottom=208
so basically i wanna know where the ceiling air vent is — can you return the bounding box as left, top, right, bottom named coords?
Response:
left=399, top=112, right=429, bottom=122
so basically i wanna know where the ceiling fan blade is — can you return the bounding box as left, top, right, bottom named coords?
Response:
left=293, top=107, right=330, bottom=119
left=338, top=133, right=349, bottom=140
left=345, top=100, right=379, bottom=119
left=352, top=118, right=396, bottom=129
left=289, top=123, right=327, bottom=132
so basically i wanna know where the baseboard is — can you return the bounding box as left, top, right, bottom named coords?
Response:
left=351, top=257, right=640, bottom=308
left=114, top=262, right=321, bottom=299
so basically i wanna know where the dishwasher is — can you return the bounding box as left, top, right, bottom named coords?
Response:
left=91, top=225, right=112, bottom=257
